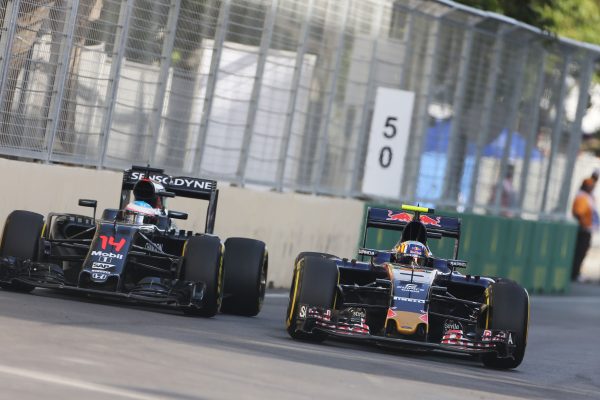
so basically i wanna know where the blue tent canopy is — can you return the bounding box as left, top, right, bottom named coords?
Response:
left=482, top=128, right=543, bottom=160
left=423, top=120, right=543, bottom=160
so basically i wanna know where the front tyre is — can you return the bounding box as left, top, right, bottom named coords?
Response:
left=482, top=279, right=529, bottom=369
left=181, top=235, right=224, bottom=317
left=0, top=210, right=44, bottom=293
left=286, top=255, right=338, bottom=342
left=221, top=238, right=268, bottom=317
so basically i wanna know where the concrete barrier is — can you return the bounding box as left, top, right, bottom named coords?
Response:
left=0, top=159, right=364, bottom=287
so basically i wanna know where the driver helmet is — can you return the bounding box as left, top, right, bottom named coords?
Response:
left=133, top=178, right=165, bottom=210
left=123, top=200, right=158, bottom=224
left=395, top=240, right=430, bottom=267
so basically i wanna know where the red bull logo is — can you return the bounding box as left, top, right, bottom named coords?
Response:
left=419, top=215, right=442, bottom=227
left=386, top=210, right=442, bottom=227
left=386, top=211, right=413, bottom=222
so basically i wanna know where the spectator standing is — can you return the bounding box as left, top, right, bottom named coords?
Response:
left=571, top=178, right=597, bottom=281
left=490, top=163, right=517, bottom=217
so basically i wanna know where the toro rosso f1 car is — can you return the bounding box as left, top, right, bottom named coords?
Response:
left=286, top=205, right=529, bottom=369
left=0, top=166, right=267, bottom=317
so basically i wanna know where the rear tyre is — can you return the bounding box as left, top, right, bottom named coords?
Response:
left=181, top=235, right=224, bottom=317
left=221, top=238, right=268, bottom=317
left=482, top=279, right=529, bottom=369
left=286, top=255, right=338, bottom=342
left=0, top=210, right=44, bottom=293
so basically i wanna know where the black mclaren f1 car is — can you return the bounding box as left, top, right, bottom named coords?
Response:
left=0, top=166, right=268, bottom=317
left=286, top=205, right=529, bottom=369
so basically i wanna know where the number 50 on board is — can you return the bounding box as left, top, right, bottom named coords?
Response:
left=362, top=87, right=415, bottom=199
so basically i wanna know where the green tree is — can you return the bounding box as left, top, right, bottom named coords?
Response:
left=455, top=0, right=557, bottom=30
left=537, top=0, right=600, bottom=46
left=456, top=0, right=600, bottom=46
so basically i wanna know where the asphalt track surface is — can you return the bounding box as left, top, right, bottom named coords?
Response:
left=0, top=284, right=598, bottom=400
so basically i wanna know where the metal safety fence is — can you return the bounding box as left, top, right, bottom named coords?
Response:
left=0, top=0, right=598, bottom=218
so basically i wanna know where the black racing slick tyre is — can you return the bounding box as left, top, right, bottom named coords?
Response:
left=286, top=255, right=338, bottom=342
left=221, top=238, right=268, bottom=317
left=181, top=235, right=224, bottom=317
left=482, top=279, right=529, bottom=369
left=0, top=210, right=44, bottom=293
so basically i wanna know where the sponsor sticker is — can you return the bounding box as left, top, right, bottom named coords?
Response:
left=298, top=305, right=307, bottom=319
left=91, top=272, right=108, bottom=280
left=386, top=211, right=412, bottom=222
left=130, top=171, right=170, bottom=184
left=397, top=283, right=422, bottom=293
left=443, top=319, right=462, bottom=332
left=91, top=262, right=114, bottom=270
left=448, top=260, right=468, bottom=269
left=91, top=251, right=123, bottom=260
left=170, top=177, right=213, bottom=190
left=358, top=248, right=377, bottom=257
left=130, top=171, right=215, bottom=191
left=145, top=242, right=163, bottom=252
left=419, top=215, right=442, bottom=227
left=393, top=296, right=425, bottom=304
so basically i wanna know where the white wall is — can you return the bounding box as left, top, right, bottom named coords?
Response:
left=0, top=159, right=364, bottom=287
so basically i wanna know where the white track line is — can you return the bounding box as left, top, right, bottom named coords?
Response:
left=0, top=365, right=162, bottom=400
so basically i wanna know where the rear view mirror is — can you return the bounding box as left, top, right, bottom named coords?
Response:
left=78, top=199, right=97, bottom=219
left=78, top=199, right=97, bottom=208
left=168, top=210, right=188, bottom=220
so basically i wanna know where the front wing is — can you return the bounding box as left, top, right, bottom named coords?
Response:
left=0, top=257, right=206, bottom=310
left=294, top=305, right=517, bottom=357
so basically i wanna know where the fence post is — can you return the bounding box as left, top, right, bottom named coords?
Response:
left=147, top=0, right=181, bottom=166
left=98, top=0, right=134, bottom=168
left=312, top=0, right=350, bottom=193
left=403, top=15, right=442, bottom=202
left=350, top=3, right=384, bottom=195
left=0, top=0, right=22, bottom=124
left=274, top=0, right=314, bottom=191
left=558, top=53, right=595, bottom=214
left=492, top=43, right=528, bottom=215
left=397, top=5, right=416, bottom=89
left=236, top=0, right=278, bottom=186
left=44, top=0, right=80, bottom=162
left=191, top=0, right=231, bottom=176
left=440, top=21, right=475, bottom=205
left=541, top=52, right=571, bottom=214
left=466, top=25, right=507, bottom=211
left=517, top=47, right=546, bottom=215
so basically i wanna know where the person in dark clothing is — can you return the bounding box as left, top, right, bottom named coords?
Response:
left=571, top=178, right=597, bottom=281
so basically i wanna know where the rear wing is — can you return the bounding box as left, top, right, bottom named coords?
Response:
left=120, top=166, right=219, bottom=234
left=366, top=206, right=461, bottom=239
left=362, top=205, right=461, bottom=259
